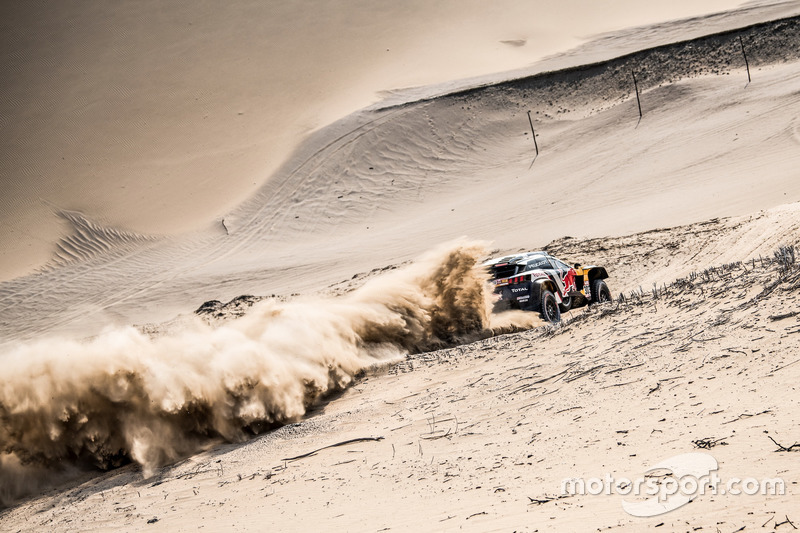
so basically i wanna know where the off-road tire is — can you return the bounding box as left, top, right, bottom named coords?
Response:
left=540, top=290, right=561, bottom=323
left=591, top=279, right=612, bottom=304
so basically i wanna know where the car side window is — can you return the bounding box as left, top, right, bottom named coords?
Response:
left=554, top=259, right=570, bottom=271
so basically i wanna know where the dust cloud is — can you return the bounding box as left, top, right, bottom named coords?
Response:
left=0, top=240, right=538, bottom=505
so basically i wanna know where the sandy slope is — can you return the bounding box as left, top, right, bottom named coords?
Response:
left=2, top=3, right=800, bottom=531
left=1, top=208, right=798, bottom=532
left=0, top=0, right=759, bottom=281
left=2, top=6, right=800, bottom=345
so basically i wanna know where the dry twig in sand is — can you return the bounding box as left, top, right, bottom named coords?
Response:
left=767, top=436, right=800, bottom=452
left=769, top=311, right=799, bottom=321
left=774, top=515, right=798, bottom=530
left=282, top=437, right=385, bottom=462
left=528, top=494, right=571, bottom=505
left=692, top=437, right=729, bottom=449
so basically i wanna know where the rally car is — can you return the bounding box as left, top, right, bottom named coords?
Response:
left=484, top=251, right=611, bottom=323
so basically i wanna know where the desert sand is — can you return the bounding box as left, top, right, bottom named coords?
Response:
left=2, top=0, right=795, bottom=282
left=2, top=0, right=800, bottom=531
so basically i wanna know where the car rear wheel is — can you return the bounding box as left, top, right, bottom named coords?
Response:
left=540, top=290, right=561, bottom=323
left=591, top=279, right=612, bottom=304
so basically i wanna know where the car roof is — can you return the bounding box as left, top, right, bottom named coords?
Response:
left=482, top=251, right=550, bottom=267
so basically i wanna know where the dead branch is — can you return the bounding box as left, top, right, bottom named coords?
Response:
left=768, top=435, right=800, bottom=452
left=282, top=437, right=385, bottom=462
left=528, top=494, right=571, bottom=505
left=769, top=311, right=799, bottom=321
left=692, top=437, right=728, bottom=449
left=606, top=362, right=645, bottom=374
left=722, top=409, right=771, bottom=424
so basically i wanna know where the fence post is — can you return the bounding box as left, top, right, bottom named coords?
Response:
left=631, top=70, right=643, bottom=120
left=739, top=36, right=751, bottom=84
left=527, top=110, right=539, bottom=156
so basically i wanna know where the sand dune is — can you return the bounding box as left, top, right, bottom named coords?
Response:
left=2, top=205, right=798, bottom=529
left=0, top=0, right=783, bottom=281
left=2, top=2, right=800, bottom=530
left=50, top=211, right=158, bottom=267
left=2, top=7, right=800, bottom=344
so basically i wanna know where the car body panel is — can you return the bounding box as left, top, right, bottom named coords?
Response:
left=484, top=251, right=610, bottom=314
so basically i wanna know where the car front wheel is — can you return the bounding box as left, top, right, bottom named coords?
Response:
left=540, top=290, right=562, bottom=323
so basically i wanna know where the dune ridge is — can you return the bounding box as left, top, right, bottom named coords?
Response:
left=2, top=12, right=800, bottom=344
left=6, top=1, right=772, bottom=281
left=239, top=13, right=800, bottom=235
left=49, top=211, right=159, bottom=268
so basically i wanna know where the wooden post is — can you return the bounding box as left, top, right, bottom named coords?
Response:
left=739, top=36, right=751, bottom=84
left=631, top=70, right=642, bottom=120
left=527, top=110, right=539, bottom=156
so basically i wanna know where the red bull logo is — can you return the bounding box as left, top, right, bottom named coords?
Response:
left=562, top=268, right=577, bottom=294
